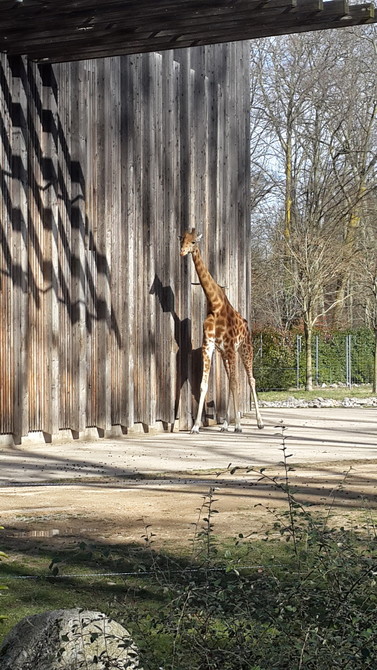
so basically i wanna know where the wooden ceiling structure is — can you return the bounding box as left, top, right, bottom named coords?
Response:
left=0, top=0, right=375, bottom=63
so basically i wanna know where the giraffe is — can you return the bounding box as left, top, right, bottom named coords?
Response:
left=179, top=228, right=264, bottom=434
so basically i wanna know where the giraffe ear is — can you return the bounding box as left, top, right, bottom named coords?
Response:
left=196, top=233, right=203, bottom=243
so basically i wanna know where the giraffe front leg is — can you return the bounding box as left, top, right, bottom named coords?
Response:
left=191, top=337, right=215, bottom=434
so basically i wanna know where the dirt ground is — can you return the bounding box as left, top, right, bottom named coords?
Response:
left=1, top=407, right=377, bottom=550
left=1, top=464, right=377, bottom=551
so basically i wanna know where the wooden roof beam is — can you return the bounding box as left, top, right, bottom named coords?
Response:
left=0, top=0, right=375, bottom=63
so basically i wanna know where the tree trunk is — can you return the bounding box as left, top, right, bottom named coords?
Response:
left=304, top=320, right=313, bottom=391
left=332, top=209, right=362, bottom=327
left=284, top=136, right=293, bottom=242
left=372, top=328, right=377, bottom=393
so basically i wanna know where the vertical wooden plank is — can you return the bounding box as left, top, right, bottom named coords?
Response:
left=225, top=43, right=239, bottom=415
left=0, top=56, right=22, bottom=437
left=219, top=43, right=228, bottom=423
left=193, top=46, right=217, bottom=425
left=160, top=49, right=178, bottom=426
left=176, top=48, right=194, bottom=430
left=172, top=56, right=184, bottom=427
left=135, top=53, right=145, bottom=427
left=109, top=57, right=122, bottom=428
left=168, top=55, right=186, bottom=428
left=154, top=51, right=165, bottom=424
left=0, top=54, right=10, bottom=435
left=146, top=52, right=158, bottom=427
left=241, top=41, right=252, bottom=324
left=101, top=57, right=113, bottom=432
left=39, top=62, right=55, bottom=437
left=69, top=60, right=87, bottom=433
left=120, top=55, right=135, bottom=429
left=138, top=55, right=146, bottom=426
left=57, top=62, right=73, bottom=432
left=8, top=57, right=29, bottom=438
left=239, top=41, right=252, bottom=413
left=56, top=62, right=65, bottom=430
left=140, top=53, right=149, bottom=427
left=228, top=44, right=238, bottom=311
left=133, top=54, right=144, bottom=426
left=85, top=59, right=98, bottom=430
left=38, top=62, right=60, bottom=435
left=189, top=49, right=203, bottom=426
left=2, top=56, right=13, bottom=436
left=93, top=57, right=105, bottom=431
left=27, top=60, right=48, bottom=433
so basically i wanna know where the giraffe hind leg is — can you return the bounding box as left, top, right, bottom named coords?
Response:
left=220, top=354, right=231, bottom=432
left=221, top=350, right=241, bottom=433
left=240, top=340, right=264, bottom=430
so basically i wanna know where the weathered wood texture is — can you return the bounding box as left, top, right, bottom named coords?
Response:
left=0, top=0, right=375, bottom=63
left=0, top=42, right=251, bottom=440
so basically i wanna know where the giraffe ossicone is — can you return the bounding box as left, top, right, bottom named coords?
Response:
left=180, top=228, right=264, bottom=434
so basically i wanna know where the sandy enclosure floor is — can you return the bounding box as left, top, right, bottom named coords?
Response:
left=0, top=408, right=376, bottom=549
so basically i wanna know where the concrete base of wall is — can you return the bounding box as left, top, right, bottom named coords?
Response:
left=0, top=420, right=181, bottom=447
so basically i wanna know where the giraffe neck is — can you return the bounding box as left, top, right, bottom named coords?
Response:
left=192, top=247, right=224, bottom=308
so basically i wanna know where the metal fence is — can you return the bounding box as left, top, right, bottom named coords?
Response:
left=253, top=332, right=375, bottom=391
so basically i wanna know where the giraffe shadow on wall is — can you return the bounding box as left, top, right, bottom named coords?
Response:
left=150, top=275, right=203, bottom=425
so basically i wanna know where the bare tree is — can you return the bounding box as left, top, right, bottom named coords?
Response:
left=282, top=229, right=353, bottom=390
left=354, top=209, right=377, bottom=392
left=328, top=28, right=377, bottom=323
left=249, top=27, right=377, bottom=388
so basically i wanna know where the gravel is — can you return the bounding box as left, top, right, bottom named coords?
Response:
left=259, top=395, right=377, bottom=408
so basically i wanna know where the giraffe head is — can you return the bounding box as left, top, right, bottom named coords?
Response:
left=179, top=228, right=203, bottom=256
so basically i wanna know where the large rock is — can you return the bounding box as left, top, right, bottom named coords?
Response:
left=0, top=608, right=142, bottom=669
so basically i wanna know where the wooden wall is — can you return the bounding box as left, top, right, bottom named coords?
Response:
left=0, top=42, right=251, bottom=442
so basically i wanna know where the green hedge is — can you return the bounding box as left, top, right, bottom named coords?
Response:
left=252, top=328, right=296, bottom=391
left=252, top=328, right=375, bottom=391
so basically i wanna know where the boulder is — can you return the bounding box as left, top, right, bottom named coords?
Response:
left=0, top=608, right=142, bottom=670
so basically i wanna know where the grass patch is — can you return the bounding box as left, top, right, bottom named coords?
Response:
left=258, top=384, right=375, bottom=402
left=0, top=537, right=177, bottom=633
